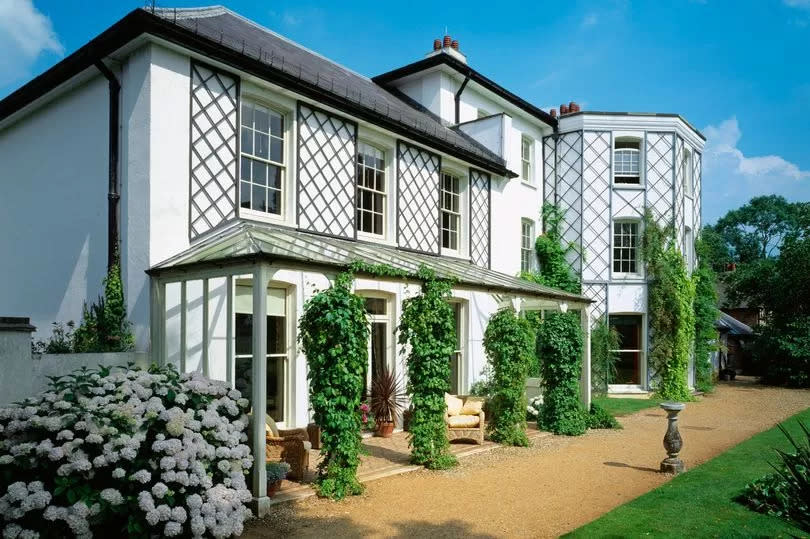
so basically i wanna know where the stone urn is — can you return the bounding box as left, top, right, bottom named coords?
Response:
left=660, top=402, right=686, bottom=474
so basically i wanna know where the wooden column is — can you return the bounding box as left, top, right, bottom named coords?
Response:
left=580, top=303, right=592, bottom=409
left=251, top=264, right=268, bottom=498
left=149, top=279, right=166, bottom=365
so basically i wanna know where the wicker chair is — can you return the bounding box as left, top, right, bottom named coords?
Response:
left=265, top=417, right=311, bottom=481
left=445, top=395, right=485, bottom=445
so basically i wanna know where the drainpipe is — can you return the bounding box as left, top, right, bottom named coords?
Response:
left=454, top=70, right=471, bottom=124
left=94, top=60, right=121, bottom=270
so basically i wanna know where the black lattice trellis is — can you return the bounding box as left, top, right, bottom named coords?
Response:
left=613, top=188, right=645, bottom=218
left=189, top=62, right=238, bottom=240
left=674, top=136, right=685, bottom=252
left=645, top=133, right=674, bottom=226
left=583, top=282, right=609, bottom=393
left=397, top=142, right=440, bottom=254
left=556, top=131, right=583, bottom=274
left=543, top=136, right=556, bottom=207
left=581, top=132, right=611, bottom=282
left=469, top=168, right=491, bottom=268
left=693, top=151, right=702, bottom=235
left=296, top=103, right=357, bottom=238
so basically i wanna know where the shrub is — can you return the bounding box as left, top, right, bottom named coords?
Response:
left=586, top=403, right=622, bottom=430
left=693, top=238, right=719, bottom=392
left=537, top=312, right=587, bottom=436
left=299, top=272, right=368, bottom=500
left=590, top=316, right=619, bottom=396
left=483, top=308, right=535, bottom=446
left=753, top=317, right=810, bottom=388
left=0, top=364, right=253, bottom=538
left=74, top=263, right=135, bottom=353
left=526, top=396, right=543, bottom=421
left=265, top=462, right=290, bottom=484
left=32, top=322, right=77, bottom=355
left=398, top=267, right=457, bottom=470
left=739, top=420, right=810, bottom=531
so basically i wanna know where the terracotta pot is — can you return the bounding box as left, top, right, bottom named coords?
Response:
left=267, top=479, right=283, bottom=497
left=375, top=420, right=395, bottom=438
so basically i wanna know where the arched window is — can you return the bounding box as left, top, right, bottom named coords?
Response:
left=614, top=137, right=641, bottom=185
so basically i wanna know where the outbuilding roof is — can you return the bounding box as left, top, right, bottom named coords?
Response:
left=715, top=311, right=754, bottom=336
left=148, top=222, right=591, bottom=304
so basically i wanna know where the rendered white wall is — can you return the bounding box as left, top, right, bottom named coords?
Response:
left=0, top=76, right=108, bottom=342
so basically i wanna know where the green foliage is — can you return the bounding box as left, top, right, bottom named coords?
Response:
left=590, top=316, right=619, bottom=396
left=739, top=420, right=810, bottom=532
left=299, top=271, right=368, bottom=499
left=537, top=312, right=586, bottom=436
left=752, top=317, right=810, bottom=388
left=521, top=204, right=581, bottom=294
left=586, top=402, right=622, bottom=430
left=347, top=260, right=410, bottom=279
left=483, top=307, right=535, bottom=446
left=73, top=263, right=135, bottom=353
left=693, top=235, right=720, bottom=392
left=265, top=461, right=291, bottom=483
left=398, top=266, right=457, bottom=469
left=642, top=211, right=695, bottom=402
left=31, top=321, right=76, bottom=354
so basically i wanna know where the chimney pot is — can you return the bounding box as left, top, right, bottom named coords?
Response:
left=443, top=35, right=452, bottom=48
left=433, top=38, right=441, bottom=51
left=451, top=39, right=459, bottom=50
left=560, top=104, right=569, bottom=114
left=550, top=108, right=557, bottom=118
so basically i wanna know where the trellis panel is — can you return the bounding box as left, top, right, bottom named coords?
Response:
left=469, top=168, right=491, bottom=268
left=296, top=103, right=357, bottom=238
left=397, top=142, right=440, bottom=254
left=612, top=188, right=645, bottom=218
left=556, top=131, right=583, bottom=274
left=584, top=282, right=609, bottom=393
left=674, top=136, right=685, bottom=252
left=189, top=62, right=238, bottom=240
left=543, top=135, right=556, bottom=206
left=581, top=132, right=611, bottom=282
left=645, top=133, right=674, bottom=227
left=693, top=151, right=702, bottom=237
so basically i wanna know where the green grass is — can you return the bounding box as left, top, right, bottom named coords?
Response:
left=593, top=396, right=663, bottom=417
left=565, top=407, right=810, bottom=538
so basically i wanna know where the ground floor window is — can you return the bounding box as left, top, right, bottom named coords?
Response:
left=609, top=314, right=643, bottom=385
left=362, top=295, right=392, bottom=394
left=233, top=284, right=288, bottom=422
left=449, top=301, right=464, bottom=394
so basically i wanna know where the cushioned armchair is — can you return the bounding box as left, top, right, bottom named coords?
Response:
left=265, top=417, right=311, bottom=481
left=444, top=394, right=485, bottom=445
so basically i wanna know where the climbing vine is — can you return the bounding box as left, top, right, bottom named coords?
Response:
left=590, top=315, right=620, bottom=396
left=642, top=210, right=696, bottom=402
left=483, top=307, right=535, bottom=446
left=521, top=203, right=581, bottom=294
left=73, top=261, right=135, bottom=353
left=299, top=271, right=369, bottom=499
left=693, top=236, right=719, bottom=392
left=537, top=311, right=587, bottom=435
left=398, top=266, right=458, bottom=469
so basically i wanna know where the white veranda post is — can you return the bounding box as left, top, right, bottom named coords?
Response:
left=580, top=304, right=592, bottom=409
left=251, top=263, right=269, bottom=498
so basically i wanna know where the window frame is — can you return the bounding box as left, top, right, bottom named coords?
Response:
left=357, top=291, right=395, bottom=394
left=608, top=313, right=646, bottom=388
left=355, top=141, right=388, bottom=239
left=521, top=135, right=534, bottom=184
left=440, top=170, right=464, bottom=255
left=683, top=147, right=693, bottom=198
left=520, top=218, right=535, bottom=273
left=237, top=96, right=292, bottom=223
left=613, top=136, right=643, bottom=186
left=447, top=299, right=468, bottom=395
left=612, top=219, right=642, bottom=277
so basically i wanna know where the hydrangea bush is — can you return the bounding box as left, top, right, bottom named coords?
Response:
left=0, top=364, right=253, bottom=538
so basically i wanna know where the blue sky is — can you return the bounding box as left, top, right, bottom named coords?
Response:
left=2, top=0, right=808, bottom=224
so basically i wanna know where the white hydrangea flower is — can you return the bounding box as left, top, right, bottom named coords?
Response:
left=99, top=488, right=123, bottom=505
left=151, top=482, right=169, bottom=499
left=111, top=467, right=125, bottom=479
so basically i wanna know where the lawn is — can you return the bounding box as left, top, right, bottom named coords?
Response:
left=566, top=407, right=810, bottom=538
left=593, top=396, right=663, bottom=417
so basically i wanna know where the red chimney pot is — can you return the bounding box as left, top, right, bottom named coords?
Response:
left=451, top=40, right=459, bottom=50
left=433, top=39, right=441, bottom=51
left=560, top=104, right=569, bottom=114
left=443, top=35, right=452, bottom=48
left=550, top=108, right=557, bottom=118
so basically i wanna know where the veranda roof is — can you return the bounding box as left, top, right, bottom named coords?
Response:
left=148, top=222, right=590, bottom=304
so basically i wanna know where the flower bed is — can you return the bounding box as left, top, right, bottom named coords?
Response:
left=0, top=364, right=253, bottom=538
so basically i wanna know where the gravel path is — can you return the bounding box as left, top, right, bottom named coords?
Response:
left=244, top=380, right=810, bottom=538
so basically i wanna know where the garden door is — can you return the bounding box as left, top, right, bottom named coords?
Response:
left=609, top=314, right=643, bottom=386
left=362, top=295, right=393, bottom=394
left=448, top=301, right=464, bottom=394
left=233, top=283, right=289, bottom=426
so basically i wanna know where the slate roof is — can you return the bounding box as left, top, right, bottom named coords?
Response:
left=149, top=221, right=591, bottom=304
left=715, top=311, right=754, bottom=336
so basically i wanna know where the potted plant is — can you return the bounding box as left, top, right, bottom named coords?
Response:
left=369, top=368, right=407, bottom=438
left=359, top=402, right=375, bottom=432
left=266, top=461, right=290, bottom=496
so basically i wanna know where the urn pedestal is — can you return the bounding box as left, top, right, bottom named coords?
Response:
left=660, top=402, right=686, bottom=474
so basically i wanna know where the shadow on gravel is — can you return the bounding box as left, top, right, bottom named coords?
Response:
left=603, top=461, right=660, bottom=473
left=389, top=519, right=498, bottom=538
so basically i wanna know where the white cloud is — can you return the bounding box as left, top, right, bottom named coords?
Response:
left=702, top=116, right=810, bottom=223
left=0, top=0, right=63, bottom=86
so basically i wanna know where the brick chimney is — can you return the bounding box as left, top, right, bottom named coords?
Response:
left=559, top=103, right=569, bottom=115
left=426, top=35, right=467, bottom=63
left=550, top=108, right=557, bottom=118
left=433, top=38, right=441, bottom=51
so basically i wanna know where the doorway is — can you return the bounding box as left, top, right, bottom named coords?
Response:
left=609, top=314, right=644, bottom=387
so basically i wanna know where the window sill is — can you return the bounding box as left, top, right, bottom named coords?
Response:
left=238, top=208, right=292, bottom=227
left=611, top=273, right=645, bottom=281
left=357, top=232, right=397, bottom=247
left=612, top=183, right=645, bottom=190
left=440, top=250, right=469, bottom=261
left=520, top=180, right=538, bottom=190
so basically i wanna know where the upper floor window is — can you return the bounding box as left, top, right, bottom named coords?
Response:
left=521, top=219, right=534, bottom=272
left=240, top=101, right=285, bottom=215
left=521, top=135, right=533, bottom=182
left=683, top=148, right=693, bottom=197
left=441, top=172, right=461, bottom=251
left=614, top=138, right=641, bottom=185
left=356, top=142, right=386, bottom=236
left=613, top=221, right=639, bottom=274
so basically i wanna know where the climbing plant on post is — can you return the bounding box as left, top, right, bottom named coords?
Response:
left=693, top=235, right=719, bottom=392
left=642, top=210, right=696, bottom=402
left=299, top=271, right=369, bottom=499
left=590, top=315, right=620, bottom=396
left=398, top=266, right=457, bottom=469
left=537, top=311, right=587, bottom=436
left=483, top=307, right=535, bottom=446
left=521, top=203, right=581, bottom=295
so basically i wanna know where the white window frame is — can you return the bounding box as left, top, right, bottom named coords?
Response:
left=520, top=219, right=535, bottom=273
left=521, top=135, right=534, bottom=183
left=684, top=227, right=694, bottom=271
left=608, top=313, right=647, bottom=391
left=683, top=147, right=693, bottom=198
left=357, top=291, right=395, bottom=393
left=355, top=141, right=388, bottom=239
left=440, top=170, right=465, bottom=256
left=613, top=136, right=643, bottom=186
left=237, top=93, right=293, bottom=224
left=612, top=219, right=642, bottom=277
left=448, top=299, right=468, bottom=395
left=356, top=128, right=396, bottom=244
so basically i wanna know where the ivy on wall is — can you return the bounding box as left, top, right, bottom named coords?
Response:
left=590, top=315, right=620, bottom=396
left=642, top=210, right=696, bottom=402
left=537, top=311, right=587, bottom=436
left=71, top=261, right=135, bottom=353
left=398, top=266, right=458, bottom=469
left=299, top=271, right=369, bottom=499
left=693, top=236, right=719, bottom=392
left=483, top=307, right=535, bottom=446
left=521, top=204, right=581, bottom=295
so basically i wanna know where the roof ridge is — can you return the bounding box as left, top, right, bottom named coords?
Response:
left=148, top=5, right=227, bottom=19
